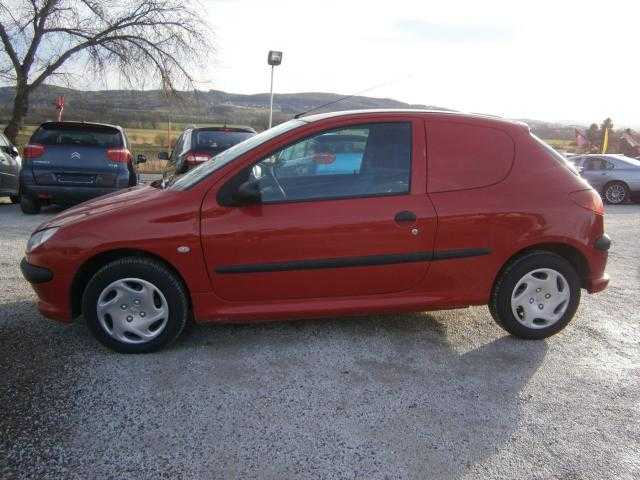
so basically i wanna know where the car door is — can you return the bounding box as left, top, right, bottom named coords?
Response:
left=200, top=117, right=437, bottom=302
left=0, top=133, right=19, bottom=193
left=581, top=157, right=612, bottom=192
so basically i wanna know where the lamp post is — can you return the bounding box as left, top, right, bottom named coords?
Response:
left=267, top=50, right=282, bottom=129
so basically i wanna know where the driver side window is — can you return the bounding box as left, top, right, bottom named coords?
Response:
left=249, top=122, right=412, bottom=203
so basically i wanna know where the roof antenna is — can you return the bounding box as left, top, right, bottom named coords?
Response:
left=294, top=76, right=412, bottom=119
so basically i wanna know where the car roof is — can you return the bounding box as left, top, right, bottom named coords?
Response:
left=612, top=155, right=640, bottom=166
left=298, top=109, right=530, bottom=131
left=578, top=154, right=640, bottom=165
left=579, top=154, right=632, bottom=159
left=39, top=121, right=123, bottom=131
left=193, top=126, right=256, bottom=133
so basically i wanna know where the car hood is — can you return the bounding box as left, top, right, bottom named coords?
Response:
left=36, top=185, right=163, bottom=231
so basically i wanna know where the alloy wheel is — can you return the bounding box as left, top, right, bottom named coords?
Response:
left=605, top=184, right=626, bottom=204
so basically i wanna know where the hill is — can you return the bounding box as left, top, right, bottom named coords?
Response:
left=0, top=85, right=449, bottom=131
left=0, top=85, right=584, bottom=142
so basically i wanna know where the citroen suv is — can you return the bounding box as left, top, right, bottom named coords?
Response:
left=19, top=121, right=144, bottom=214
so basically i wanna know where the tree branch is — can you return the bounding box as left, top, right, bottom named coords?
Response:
left=0, top=23, right=21, bottom=72
left=1, top=0, right=213, bottom=142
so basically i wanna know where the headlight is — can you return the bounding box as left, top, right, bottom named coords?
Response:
left=26, top=227, right=59, bottom=253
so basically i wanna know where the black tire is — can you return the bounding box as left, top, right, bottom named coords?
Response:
left=602, top=181, right=629, bottom=205
left=82, top=257, right=189, bottom=353
left=489, top=251, right=581, bottom=339
left=9, top=194, right=20, bottom=204
left=20, top=195, right=41, bottom=214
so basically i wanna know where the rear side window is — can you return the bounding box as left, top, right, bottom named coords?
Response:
left=583, top=158, right=613, bottom=171
left=195, top=131, right=254, bottom=149
left=531, top=135, right=580, bottom=175
left=427, top=122, right=514, bottom=192
left=31, top=124, right=123, bottom=148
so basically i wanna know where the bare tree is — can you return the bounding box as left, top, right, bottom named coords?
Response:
left=0, top=0, right=211, bottom=142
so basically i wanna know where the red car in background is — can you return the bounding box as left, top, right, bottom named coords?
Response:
left=21, top=110, right=610, bottom=353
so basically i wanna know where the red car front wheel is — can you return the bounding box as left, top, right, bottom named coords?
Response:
left=82, top=257, right=189, bottom=353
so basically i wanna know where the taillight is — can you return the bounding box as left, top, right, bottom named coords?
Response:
left=24, top=144, right=44, bottom=159
left=185, top=151, right=212, bottom=165
left=107, top=148, right=131, bottom=163
left=570, top=189, right=604, bottom=215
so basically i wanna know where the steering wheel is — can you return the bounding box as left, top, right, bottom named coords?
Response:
left=266, top=163, right=287, bottom=200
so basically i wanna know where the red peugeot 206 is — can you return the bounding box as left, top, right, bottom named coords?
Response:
left=21, top=110, right=610, bottom=353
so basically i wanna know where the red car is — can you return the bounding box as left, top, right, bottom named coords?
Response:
left=20, top=110, right=610, bottom=353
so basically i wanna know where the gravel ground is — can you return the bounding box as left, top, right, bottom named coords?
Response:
left=1, top=199, right=639, bottom=480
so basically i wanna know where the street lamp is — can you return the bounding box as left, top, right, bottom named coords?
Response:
left=267, top=50, right=282, bottom=129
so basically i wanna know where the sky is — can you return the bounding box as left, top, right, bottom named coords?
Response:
left=196, top=0, right=639, bottom=127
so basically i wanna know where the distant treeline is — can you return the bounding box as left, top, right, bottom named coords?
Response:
left=0, top=84, right=583, bottom=139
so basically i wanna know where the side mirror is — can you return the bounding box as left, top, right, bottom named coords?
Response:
left=9, top=146, right=19, bottom=157
left=136, top=154, right=147, bottom=164
left=231, top=180, right=261, bottom=206
left=313, top=152, right=336, bottom=164
left=157, top=151, right=169, bottom=160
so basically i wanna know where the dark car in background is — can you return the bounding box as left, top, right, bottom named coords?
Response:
left=0, top=131, right=22, bottom=203
left=19, top=122, right=144, bottom=214
left=571, top=154, right=640, bottom=204
left=159, top=126, right=256, bottom=180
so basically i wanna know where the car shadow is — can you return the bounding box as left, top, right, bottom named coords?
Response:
left=1, top=300, right=547, bottom=478
left=0, top=201, right=65, bottom=213
left=0, top=299, right=95, bottom=473
left=173, top=312, right=547, bottom=477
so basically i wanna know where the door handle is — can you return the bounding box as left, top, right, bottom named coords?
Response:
left=394, top=210, right=417, bottom=223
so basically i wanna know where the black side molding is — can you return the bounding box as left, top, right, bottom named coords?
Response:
left=215, top=248, right=491, bottom=274
left=432, top=248, right=492, bottom=260
left=20, top=258, right=53, bottom=284
left=594, top=234, right=611, bottom=251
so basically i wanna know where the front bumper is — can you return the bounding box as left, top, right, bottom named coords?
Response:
left=20, top=257, right=53, bottom=283
left=20, top=257, right=72, bottom=322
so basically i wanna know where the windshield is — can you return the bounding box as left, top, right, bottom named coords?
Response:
left=169, top=119, right=305, bottom=190
left=195, top=130, right=254, bottom=149
left=32, top=124, right=122, bottom=148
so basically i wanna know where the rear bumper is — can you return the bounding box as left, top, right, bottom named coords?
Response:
left=585, top=232, right=610, bottom=294
left=585, top=273, right=610, bottom=293
left=21, top=184, right=122, bottom=205
left=594, top=234, right=611, bottom=251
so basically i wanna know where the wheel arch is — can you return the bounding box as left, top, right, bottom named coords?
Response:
left=70, top=248, right=192, bottom=319
left=603, top=179, right=629, bottom=188
left=493, top=242, right=590, bottom=293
